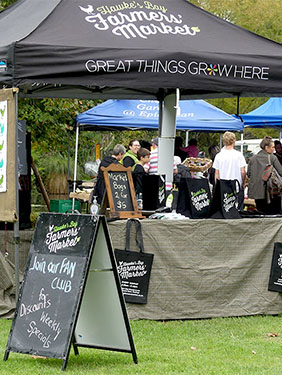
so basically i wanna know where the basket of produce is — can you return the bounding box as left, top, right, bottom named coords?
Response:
left=182, top=157, right=212, bottom=172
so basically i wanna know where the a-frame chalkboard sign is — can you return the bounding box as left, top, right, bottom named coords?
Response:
left=101, top=164, right=144, bottom=219
left=4, top=213, right=137, bottom=371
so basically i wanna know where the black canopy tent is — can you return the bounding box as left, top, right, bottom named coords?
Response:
left=0, top=0, right=282, bottom=100
left=0, top=0, right=282, bottom=299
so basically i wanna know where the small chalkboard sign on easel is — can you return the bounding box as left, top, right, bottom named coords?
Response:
left=101, top=163, right=144, bottom=219
left=4, top=213, right=137, bottom=370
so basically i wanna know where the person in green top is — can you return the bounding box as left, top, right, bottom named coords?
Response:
left=122, top=139, right=140, bottom=170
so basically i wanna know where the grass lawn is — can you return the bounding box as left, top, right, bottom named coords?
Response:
left=1, top=315, right=282, bottom=374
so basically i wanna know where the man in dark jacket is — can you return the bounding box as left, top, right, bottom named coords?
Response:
left=94, top=144, right=126, bottom=204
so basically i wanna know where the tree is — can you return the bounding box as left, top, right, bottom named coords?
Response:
left=188, top=0, right=282, bottom=147
left=1, top=0, right=281, bottom=182
left=190, top=0, right=281, bottom=43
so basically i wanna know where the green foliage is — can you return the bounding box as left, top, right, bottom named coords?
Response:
left=18, top=98, right=100, bottom=156
left=190, top=0, right=282, bottom=44
left=0, top=0, right=16, bottom=11
left=2, top=0, right=281, bottom=204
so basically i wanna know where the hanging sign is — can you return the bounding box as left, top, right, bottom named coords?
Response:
left=177, top=178, right=211, bottom=219
left=114, top=219, right=154, bottom=304
left=268, top=242, right=282, bottom=293
left=0, top=100, right=7, bottom=192
left=208, top=179, right=241, bottom=219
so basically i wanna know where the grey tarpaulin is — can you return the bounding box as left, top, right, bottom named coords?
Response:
left=0, top=252, right=17, bottom=318
left=108, top=218, right=282, bottom=320
left=0, top=230, right=29, bottom=318
left=1, top=219, right=282, bottom=320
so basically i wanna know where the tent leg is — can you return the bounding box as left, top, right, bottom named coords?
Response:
left=240, top=132, right=244, bottom=154
left=72, top=126, right=79, bottom=211
left=13, top=89, right=20, bottom=301
left=158, top=90, right=178, bottom=188
left=185, top=130, right=189, bottom=147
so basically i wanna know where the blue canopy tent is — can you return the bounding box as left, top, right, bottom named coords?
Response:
left=238, top=98, right=282, bottom=129
left=235, top=98, right=282, bottom=149
left=76, top=99, right=244, bottom=132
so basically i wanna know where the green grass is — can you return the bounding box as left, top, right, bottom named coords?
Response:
left=1, top=316, right=282, bottom=374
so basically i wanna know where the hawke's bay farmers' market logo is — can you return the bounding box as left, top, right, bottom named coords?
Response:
left=45, top=221, right=81, bottom=253
left=190, top=188, right=210, bottom=212
left=278, top=254, right=282, bottom=269
left=81, top=1, right=270, bottom=81
left=79, top=1, right=201, bottom=39
left=223, top=192, right=237, bottom=213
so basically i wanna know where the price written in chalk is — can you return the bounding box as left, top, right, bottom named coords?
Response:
left=108, top=171, right=133, bottom=211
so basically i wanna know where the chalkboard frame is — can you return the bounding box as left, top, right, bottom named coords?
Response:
left=4, top=213, right=97, bottom=370
left=73, top=216, right=138, bottom=364
left=102, top=163, right=143, bottom=219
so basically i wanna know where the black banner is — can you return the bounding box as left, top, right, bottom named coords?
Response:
left=115, top=249, right=154, bottom=304
left=177, top=177, right=211, bottom=219
left=142, top=174, right=166, bottom=211
left=208, top=179, right=241, bottom=219
left=115, top=219, right=154, bottom=304
left=268, top=242, right=282, bottom=293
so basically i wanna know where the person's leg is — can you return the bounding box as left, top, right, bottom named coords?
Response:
left=237, top=189, right=244, bottom=211
left=256, top=197, right=281, bottom=215
left=268, top=195, right=281, bottom=215
left=255, top=199, right=268, bottom=214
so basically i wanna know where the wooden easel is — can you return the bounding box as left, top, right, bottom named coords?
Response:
left=101, top=164, right=144, bottom=219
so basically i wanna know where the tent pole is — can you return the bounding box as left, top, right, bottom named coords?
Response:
left=72, top=126, right=79, bottom=211
left=240, top=132, right=244, bottom=154
left=280, top=127, right=281, bottom=142
left=185, top=130, right=189, bottom=147
left=158, top=89, right=178, bottom=188
left=236, top=94, right=240, bottom=116
left=13, top=89, right=20, bottom=301
left=220, top=133, right=223, bottom=148
left=158, top=99, right=163, bottom=139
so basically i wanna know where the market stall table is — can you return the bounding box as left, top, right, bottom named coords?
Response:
left=108, top=217, right=282, bottom=320
left=1, top=217, right=282, bottom=320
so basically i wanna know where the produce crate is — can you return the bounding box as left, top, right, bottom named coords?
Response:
left=49, top=199, right=81, bottom=213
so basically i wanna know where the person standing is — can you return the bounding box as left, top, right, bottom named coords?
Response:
left=174, top=136, right=188, bottom=162
left=132, top=147, right=150, bottom=195
left=208, top=144, right=220, bottom=193
left=121, top=139, right=140, bottom=170
left=148, top=137, right=159, bottom=175
left=181, top=138, right=199, bottom=158
left=274, top=140, right=282, bottom=165
left=213, top=132, right=246, bottom=210
left=248, top=136, right=282, bottom=214
left=93, top=144, right=126, bottom=204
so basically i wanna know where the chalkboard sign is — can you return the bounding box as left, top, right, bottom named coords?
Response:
left=4, top=213, right=137, bottom=370
left=102, top=164, right=143, bottom=219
